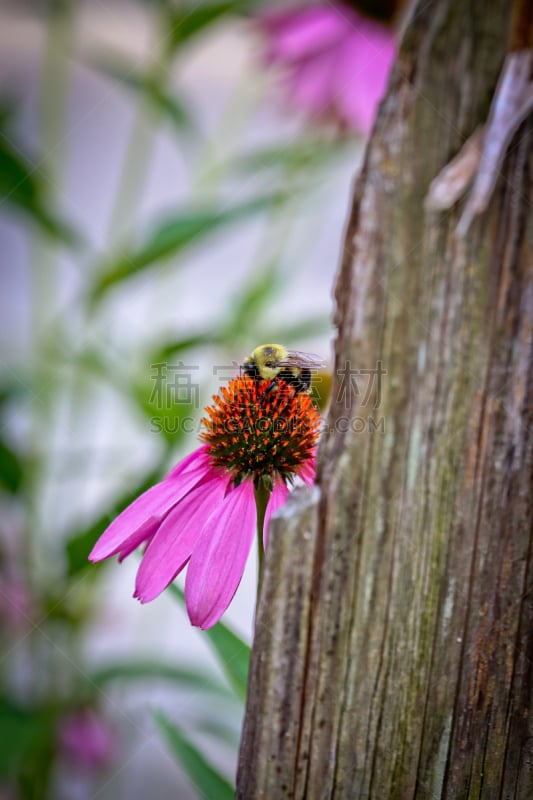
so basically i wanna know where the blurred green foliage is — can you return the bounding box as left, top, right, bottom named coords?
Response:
left=90, top=193, right=285, bottom=302
left=0, top=109, right=79, bottom=244
left=170, top=584, right=251, bottom=699
left=0, top=0, right=352, bottom=797
left=154, top=710, right=235, bottom=800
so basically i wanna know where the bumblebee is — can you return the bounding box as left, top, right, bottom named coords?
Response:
left=243, top=343, right=325, bottom=394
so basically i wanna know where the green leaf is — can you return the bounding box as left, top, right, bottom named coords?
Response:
left=148, top=332, right=220, bottom=364
left=150, top=83, right=193, bottom=132
left=166, top=2, right=241, bottom=52
left=0, top=698, right=54, bottom=781
left=195, top=715, right=242, bottom=748
left=0, top=135, right=79, bottom=244
left=204, top=619, right=251, bottom=701
left=90, top=54, right=194, bottom=133
left=232, top=138, right=350, bottom=175
left=0, top=438, right=23, bottom=493
left=169, top=584, right=250, bottom=699
left=221, top=264, right=285, bottom=340
left=91, top=661, right=234, bottom=700
left=91, top=193, right=283, bottom=301
left=154, top=710, right=234, bottom=800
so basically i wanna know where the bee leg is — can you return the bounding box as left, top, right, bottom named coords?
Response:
left=243, top=362, right=260, bottom=380
left=265, top=380, right=279, bottom=394
left=299, top=367, right=312, bottom=393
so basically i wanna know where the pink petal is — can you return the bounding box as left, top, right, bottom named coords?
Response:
left=165, top=445, right=211, bottom=480
left=261, top=6, right=349, bottom=62
left=134, top=474, right=229, bottom=603
left=289, top=48, right=339, bottom=116
left=185, top=480, right=257, bottom=630
left=89, top=447, right=214, bottom=562
left=335, top=25, right=395, bottom=133
left=117, top=518, right=159, bottom=563
left=58, top=709, right=115, bottom=769
left=298, top=457, right=316, bottom=487
left=263, top=480, right=290, bottom=548
left=260, top=2, right=396, bottom=134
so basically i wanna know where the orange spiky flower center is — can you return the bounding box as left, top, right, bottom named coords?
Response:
left=200, top=376, right=320, bottom=486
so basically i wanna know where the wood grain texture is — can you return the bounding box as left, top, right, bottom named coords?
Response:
left=237, top=0, right=533, bottom=797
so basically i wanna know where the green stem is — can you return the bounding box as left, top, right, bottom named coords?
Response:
left=105, top=25, right=173, bottom=244
left=254, top=478, right=271, bottom=602
left=27, top=1, right=75, bottom=583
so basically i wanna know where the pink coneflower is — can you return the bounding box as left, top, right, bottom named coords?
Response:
left=90, top=377, right=320, bottom=629
left=259, top=1, right=397, bottom=134
left=58, top=708, right=115, bottom=770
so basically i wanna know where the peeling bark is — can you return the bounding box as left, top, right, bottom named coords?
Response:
left=237, top=0, right=533, bottom=797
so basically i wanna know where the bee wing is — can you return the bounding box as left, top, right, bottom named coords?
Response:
left=280, top=350, right=326, bottom=370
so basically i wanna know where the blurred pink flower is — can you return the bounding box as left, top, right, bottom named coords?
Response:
left=58, top=709, right=115, bottom=770
left=90, top=377, right=319, bottom=630
left=0, top=573, right=33, bottom=632
left=259, top=2, right=396, bottom=133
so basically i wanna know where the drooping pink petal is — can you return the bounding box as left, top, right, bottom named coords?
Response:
left=261, top=6, right=349, bottom=62
left=134, top=474, right=230, bottom=603
left=335, top=22, right=395, bottom=133
left=165, top=445, right=211, bottom=480
left=259, top=1, right=396, bottom=134
left=289, top=48, right=339, bottom=117
left=89, top=447, right=213, bottom=562
left=298, top=456, right=316, bottom=488
left=185, top=480, right=257, bottom=630
left=116, top=517, right=159, bottom=563
left=263, top=480, right=290, bottom=548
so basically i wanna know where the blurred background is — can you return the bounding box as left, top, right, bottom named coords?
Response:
left=0, top=0, right=398, bottom=796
